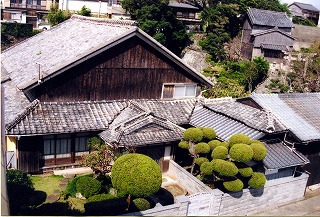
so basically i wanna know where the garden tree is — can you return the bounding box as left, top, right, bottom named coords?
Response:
left=178, top=127, right=216, bottom=174
left=111, top=153, right=162, bottom=197
left=47, top=2, right=71, bottom=26
left=292, top=17, right=317, bottom=27
left=178, top=129, right=267, bottom=192
left=81, top=137, right=118, bottom=176
left=121, top=0, right=189, bottom=55
left=77, top=5, right=91, bottom=16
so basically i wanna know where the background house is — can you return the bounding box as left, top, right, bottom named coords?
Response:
left=241, top=8, right=295, bottom=62
left=289, top=2, right=320, bottom=26
left=2, top=15, right=213, bottom=173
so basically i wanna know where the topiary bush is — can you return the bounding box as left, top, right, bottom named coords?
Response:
left=178, top=141, right=190, bottom=149
left=183, top=127, right=203, bottom=142
left=248, top=172, right=267, bottom=189
left=250, top=142, right=267, bottom=161
left=76, top=176, right=102, bottom=198
left=201, top=127, right=216, bottom=140
left=229, top=143, right=253, bottom=162
left=223, top=179, right=244, bottom=192
left=238, top=167, right=253, bottom=177
left=211, top=146, right=228, bottom=159
left=212, top=159, right=238, bottom=177
left=85, top=194, right=128, bottom=215
left=249, top=140, right=264, bottom=145
left=229, top=134, right=251, bottom=147
left=208, top=140, right=220, bottom=150
left=200, top=162, right=214, bottom=175
left=195, top=157, right=209, bottom=166
left=194, top=142, right=211, bottom=154
left=131, top=198, right=151, bottom=211
left=111, top=153, right=162, bottom=197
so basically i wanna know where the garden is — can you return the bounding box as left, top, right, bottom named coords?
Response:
left=6, top=153, right=174, bottom=216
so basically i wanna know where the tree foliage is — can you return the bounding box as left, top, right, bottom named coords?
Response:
left=77, top=5, right=91, bottom=16
left=121, top=0, right=189, bottom=55
left=47, top=2, right=71, bottom=26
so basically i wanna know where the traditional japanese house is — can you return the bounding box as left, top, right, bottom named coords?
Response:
left=289, top=2, right=320, bottom=26
left=2, top=15, right=213, bottom=173
left=241, top=8, right=295, bottom=62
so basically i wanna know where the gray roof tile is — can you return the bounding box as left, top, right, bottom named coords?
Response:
left=251, top=93, right=320, bottom=142
left=247, top=8, right=294, bottom=28
left=290, top=2, right=319, bottom=12
left=263, top=141, right=310, bottom=169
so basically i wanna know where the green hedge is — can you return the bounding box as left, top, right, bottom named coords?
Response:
left=248, top=172, right=267, bottom=189
left=211, top=146, right=228, bottom=159
left=195, top=157, right=209, bottom=166
left=1, top=22, right=33, bottom=38
left=65, top=174, right=92, bottom=197
left=229, top=134, right=251, bottom=147
left=183, top=127, right=203, bottom=142
left=76, top=176, right=102, bottom=198
left=85, top=194, right=128, bottom=215
left=201, top=127, right=216, bottom=140
left=212, top=159, right=238, bottom=177
left=178, top=141, right=190, bottom=149
left=131, top=198, right=151, bottom=211
left=223, top=179, right=244, bottom=192
left=250, top=142, right=267, bottom=161
left=229, top=143, right=253, bottom=162
left=111, top=153, right=162, bottom=197
left=238, top=167, right=253, bottom=177
left=194, top=142, right=211, bottom=154
left=200, top=162, right=214, bottom=175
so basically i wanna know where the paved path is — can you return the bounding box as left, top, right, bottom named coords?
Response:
left=252, top=187, right=320, bottom=216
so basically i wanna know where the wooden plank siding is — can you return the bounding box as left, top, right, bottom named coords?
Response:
left=30, top=37, right=199, bottom=102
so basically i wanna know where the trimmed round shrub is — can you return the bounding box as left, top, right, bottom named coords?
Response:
left=251, top=142, right=267, bottom=161
left=178, top=141, right=190, bottom=149
left=131, top=198, right=151, bottom=211
left=211, top=146, right=228, bottom=159
left=238, top=167, right=253, bottom=177
left=248, top=172, right=267, bottom=189
left=195, top=157, right=209, bottom=166
left=85, top=194, right=128, bottom=215
left=111, top=153, right=162, bottom=197
left=229, top=143, right=253, bottom=162
left=76, top=176, right=102, bottom=198
left=220, top=142, right=229, bottom=149
left=208, top=140, right=221, bottom=150
left=183, top=127, right=203, bottom=142
left=249, top=140, right=264, bottom=145
left=200, top=162, right=214, bottom=175
left=223, top=179, right=244, bottom=192
left=194, top=142, right=211, bottom=154
left=229, top=134, right=251, bottom=147
left=212, top=159, right=238, bottom=177
left=201, top=127, right=216, bottom=140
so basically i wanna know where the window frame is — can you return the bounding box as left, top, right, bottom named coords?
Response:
left=162, top=83, right=197, bottom=99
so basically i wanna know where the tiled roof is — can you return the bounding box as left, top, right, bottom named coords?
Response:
left=251, top=93, right=320, bottom=142
left=204, top=100, right=286, bottom=133
left=247, top=8, right=294, bottom=28
left=5, top=99, right=198, bottom=136
left=99, top=114, right=184, bottom=146
left=190, top=106, right=266, bottom=141
left=252, top=27, right=296, bottom=39
left=290, top=2, right=319, bottom=12
left=5, top=100, right=128, bottom=135
left=261, top=44, right=291, bottom=51
left=263, top=140, right=310, bottom=170
left=168, top=2, right=199, bottom=10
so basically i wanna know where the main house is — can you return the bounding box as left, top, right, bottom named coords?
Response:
left=241, top=8, right=295, bottom=61
left=289, top=2, right=320, bottom=26
left=2, top=15, right=213, bottom=173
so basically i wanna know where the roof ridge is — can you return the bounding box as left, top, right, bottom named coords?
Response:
left=5, top=99, right=40, bottom=131
left=71, top=14, right=137, bottom=26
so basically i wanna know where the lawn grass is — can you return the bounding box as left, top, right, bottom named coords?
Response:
left=31, top=174, right=64, bottom=197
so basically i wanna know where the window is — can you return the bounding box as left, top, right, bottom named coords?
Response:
left=44, top=135, right=55, bottom=155
left=163, top=84, right=197, bottom=99
left=75, top=133, right=90, bottom=156
left=43, top=134, right=71, bottom=159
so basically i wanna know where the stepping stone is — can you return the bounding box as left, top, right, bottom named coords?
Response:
left=47, top=194, right=59, bottom=203
left=53, top=190, right=60, bottom=195
left=59, top=183, right=67, bottom=190
left=61, top=178, right=69, bottom=184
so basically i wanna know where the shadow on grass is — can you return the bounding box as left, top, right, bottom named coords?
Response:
left=25, top=202, right=83, bottom=216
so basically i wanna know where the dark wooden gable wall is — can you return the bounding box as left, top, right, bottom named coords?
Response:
left=30, top=36, right=198, bottom=102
